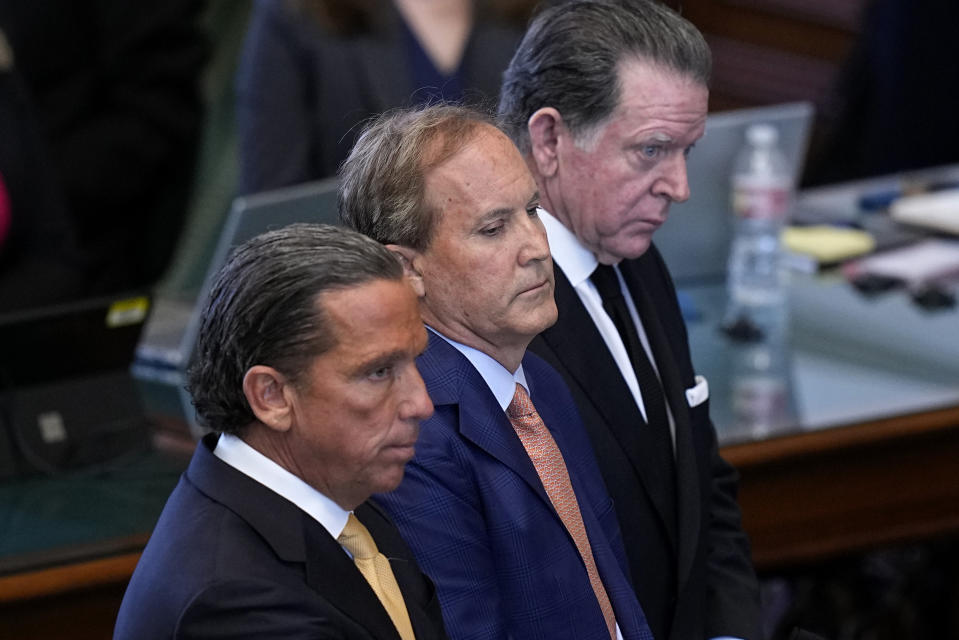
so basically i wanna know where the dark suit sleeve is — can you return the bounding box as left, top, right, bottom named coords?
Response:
left=235, top=0, right=316, bottom=194
left=647, top=247, right=762, bottom=639
left=377, top=414, right=512, bottom=640
left=703, top=422, right=762, bottom=639
left=175, top=579, right=346, bottom=639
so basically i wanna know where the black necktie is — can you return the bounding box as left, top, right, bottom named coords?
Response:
left=590, top=264, right=677, bottom=530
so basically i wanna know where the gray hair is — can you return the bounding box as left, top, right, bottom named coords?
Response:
left=186, top=223, right=403, bottom=434
left=498, top=0, right=712, bottom=154
left=338, top=104, right=496, bottom=250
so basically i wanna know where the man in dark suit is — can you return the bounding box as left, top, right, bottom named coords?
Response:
left=114, top=224, right=447, bottom=640
left=498, top=2, right=762, bottom=639
left=339, top=105, right=653, bottom=640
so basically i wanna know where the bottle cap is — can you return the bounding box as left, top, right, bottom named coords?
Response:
left=746, top=123, right=778, bottom=146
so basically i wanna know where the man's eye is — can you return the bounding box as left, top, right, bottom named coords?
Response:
left=526, top=206, right=540, bottom=218
left=368, top=366, right=392, bottom=381
left=481, top=225, right=503, bottom=237
left=641, top=145, right=662, bottom=159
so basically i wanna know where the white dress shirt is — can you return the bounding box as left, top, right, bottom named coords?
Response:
left=541, top=210, right=741, bottom=640
left=431, top=327, right=530, bottom=409
left=214, top=432, right=351, bottom=543
left=540, top=208, right=676, bottom=448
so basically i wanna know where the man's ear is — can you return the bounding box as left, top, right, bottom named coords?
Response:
left=527, top=107, right=564, bottom=178
left=242, top=365, right=294, bottom=432
left=386, top=244, right=425, bottom=297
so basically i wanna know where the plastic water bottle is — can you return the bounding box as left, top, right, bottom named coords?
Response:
left=722, top=123, right=792, bottom=343
left=730, top=341, right=794, bottom=438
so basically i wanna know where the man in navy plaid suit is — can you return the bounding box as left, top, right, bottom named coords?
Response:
left=339, top=104, right=654, bottom=640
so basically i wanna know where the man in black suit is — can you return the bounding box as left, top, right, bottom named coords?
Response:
left=114, top=224, right=447, bottom=640
left=498, top=2, right=762, bottom=639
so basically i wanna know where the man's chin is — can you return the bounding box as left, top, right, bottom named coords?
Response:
left=375, top=467, right=411, bottom=496
left=528, top=299, right=559, bottom=334
left=597, top=239, right=653, bottom=263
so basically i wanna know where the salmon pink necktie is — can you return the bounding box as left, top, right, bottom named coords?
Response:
left=506, top=383, right=617, bottom=640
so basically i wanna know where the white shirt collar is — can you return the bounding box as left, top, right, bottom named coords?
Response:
left=539, top=207, right=599, bottom=288
left=213, top=432, right=351, bottom=539
left=429, top=327, right=529, bottom=410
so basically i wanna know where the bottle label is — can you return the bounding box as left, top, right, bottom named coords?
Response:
left=732, top=179, right=791, bottom=220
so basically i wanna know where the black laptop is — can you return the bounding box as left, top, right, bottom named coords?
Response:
left=0, top=294, right=151, bottom=478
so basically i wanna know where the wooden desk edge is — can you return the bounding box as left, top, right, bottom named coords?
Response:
left=0, top=552, right=142, bottom=603
left=721, top=404, right=959, bottom=468
left=2, top=407, right=956, bottom=602
left=751, top=513, right=959, bottom=570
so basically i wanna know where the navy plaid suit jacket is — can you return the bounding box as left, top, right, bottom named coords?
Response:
left=376, top=332, right=653, bottom=640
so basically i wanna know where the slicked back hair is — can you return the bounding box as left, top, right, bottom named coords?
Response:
left=498, top=0, right=711, bottom=154
left=186, top=223, right=403, bottom=434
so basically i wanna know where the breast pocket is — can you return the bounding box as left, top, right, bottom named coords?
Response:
left=685, top=374, right=710, bottom=426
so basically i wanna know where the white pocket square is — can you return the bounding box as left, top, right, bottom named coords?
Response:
left=685, top=375, right=709, bottom=407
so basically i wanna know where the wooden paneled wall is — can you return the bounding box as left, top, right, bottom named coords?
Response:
left=677, top=0, right=865, bottom=111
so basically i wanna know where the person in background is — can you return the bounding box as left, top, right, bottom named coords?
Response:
left=340, top=104, right=654, bottom=640
left=0, top=27, right=85, bottom=311
left=0, top=1, right=208, bottom=296
left=236, top=0, right=537, bottom=195
left=114, top=224, right=447, bottom=640
left=497, top=1, right=762, bottom=638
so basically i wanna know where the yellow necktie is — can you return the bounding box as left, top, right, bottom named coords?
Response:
left=507, top=383, right=618, bottom=640
left=338, top=513, right=416, bottom=640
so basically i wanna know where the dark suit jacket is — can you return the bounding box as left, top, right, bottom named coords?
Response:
left=528, top=244, right=762, bottom=640
left=377, top=333, right=653, bottom=640
left=114, top=433, right=448, bottom=640
left=236, top=0, right=522, bottom=194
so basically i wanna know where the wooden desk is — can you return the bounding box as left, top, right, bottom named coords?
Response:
left=678, top=258, right=959, bottom=570
left=4, top=407, right=958, bottom=638
left=0, top=543, right=145, bottom=640
left=4, top=240, right=959, bottom=637
left=0, top=446, right=187, bottom=639
left=725, top=405, right=959, bottom=570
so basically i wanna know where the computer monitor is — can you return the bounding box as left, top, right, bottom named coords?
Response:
left=137, top=177, right=341, bottom=371
left=655, top=102, right=815, bottom=284
left=134, top=177, right=341, bottom=436
left=181, top=177, right=342, bottom=367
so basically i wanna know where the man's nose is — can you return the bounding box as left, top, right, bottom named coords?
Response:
left=518, top=213, right=551, bottom=264
left=654, top=153, right=691, bottom=203
left=402, top=365, right=434, bottom=422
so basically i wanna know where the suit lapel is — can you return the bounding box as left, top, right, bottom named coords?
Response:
left=302, top=514, right=402, bottom=640
left=359, top=502, right=443, bottom=640
left=187, top=435, right=309, bottom=564
left=540, top=270, right=640, bottom=436
left=543, top=266, right=679, bottom=551
left=620, top=259, right=701, bottom=587
left=419, top=333, right=555, bottom=514
left=188, top=436, right=401, bottom=639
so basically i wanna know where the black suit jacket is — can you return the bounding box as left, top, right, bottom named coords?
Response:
left=528, top=244, right=761, bottom=640
left=114, top=434, right=448, bottom=640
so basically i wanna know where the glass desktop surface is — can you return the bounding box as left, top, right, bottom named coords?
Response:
left=683, top=272, right=959, bottom=446
left=0, top=448, right=186, bottom=572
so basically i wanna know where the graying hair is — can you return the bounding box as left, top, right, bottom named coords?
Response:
left=498, top=0, right=712, bottom=154
left=338, top=104, right=496, bottom=250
